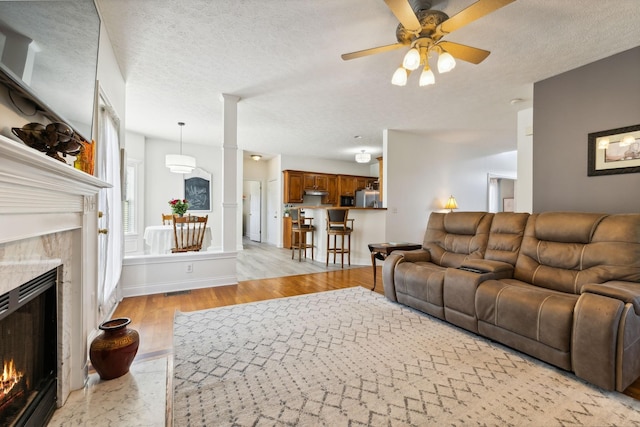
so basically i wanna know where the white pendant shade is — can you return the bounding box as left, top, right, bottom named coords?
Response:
left=166, top=121, right=196, bottom=173
left=165, top=154, right=196, bottom=173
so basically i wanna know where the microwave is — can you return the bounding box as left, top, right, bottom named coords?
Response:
left=340, top=195, right=354, bottom=207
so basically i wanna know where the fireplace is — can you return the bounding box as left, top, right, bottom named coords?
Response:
left=1, top=135, right=109, bottom=409
left=0, top=268, right=58, bottom=426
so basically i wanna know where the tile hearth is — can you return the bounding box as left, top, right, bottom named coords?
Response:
left=48, top=356, right=168, bottom=426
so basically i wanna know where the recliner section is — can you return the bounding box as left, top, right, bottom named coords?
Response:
left=383, top=210, right=640, bottom=392
left=383, top=211, right=493, bottom=319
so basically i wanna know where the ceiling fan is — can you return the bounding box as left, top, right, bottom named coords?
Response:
left=341, top=0, right=515, bottom=86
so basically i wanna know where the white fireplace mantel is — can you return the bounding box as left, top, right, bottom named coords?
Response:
left=0, top=134, right=110, bottom=405
left=0, top=134, right=110, bottom=243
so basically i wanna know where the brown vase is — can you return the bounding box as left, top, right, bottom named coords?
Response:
left=89, top=317, right=140, bottom=380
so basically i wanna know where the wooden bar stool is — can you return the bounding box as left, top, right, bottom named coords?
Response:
left=326, top=208, right=353, bottom=268
left=291, top=208, right=315, bottom=261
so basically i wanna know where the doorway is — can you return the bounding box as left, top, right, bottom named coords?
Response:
left=487, top=173, right=516, bottom=213
left=243, top=180, right=262, bottom=242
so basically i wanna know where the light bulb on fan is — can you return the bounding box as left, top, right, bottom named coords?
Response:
left=402, top=47, right=421, bottom=71
left=419, top=66, right=435, bottom=86
left=437, top=51, right=456, bottom=73
left=391, top=67, right=408, bottom=86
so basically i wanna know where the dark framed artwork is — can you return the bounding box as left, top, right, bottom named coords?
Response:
left=588, top=124, right=640, bottom=176
left=184, top=168, right=212, bottom=212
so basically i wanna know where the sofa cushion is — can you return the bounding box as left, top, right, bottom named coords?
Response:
left=476, top=279, right=579, bottom=353
left=395, top=261, right=446, bottom=307
left=514, top=213, right=640, bottom=294
left=422, top=212, right=493, bottom=267
left=535, top=212, right=605, bottom=243
left=484, top=212, right=529, bottom=265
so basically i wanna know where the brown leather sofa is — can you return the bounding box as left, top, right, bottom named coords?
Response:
left=382, top=211, right=640, bottom=392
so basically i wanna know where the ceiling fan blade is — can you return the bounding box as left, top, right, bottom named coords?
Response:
left=440, top=0, right=515, bottom=34
left=341, top=43, right=405, bottom=61
left=384, top=0, right=421, bottom=32
left=438, top=41, right=490, bottom=64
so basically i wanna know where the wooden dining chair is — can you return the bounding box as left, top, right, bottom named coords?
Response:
left=172, top=215, right=208, bottom=253
left=162, top=213, right=174, bottom=225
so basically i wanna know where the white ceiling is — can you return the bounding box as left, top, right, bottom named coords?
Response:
left=95, top=0, right=640, bottom=163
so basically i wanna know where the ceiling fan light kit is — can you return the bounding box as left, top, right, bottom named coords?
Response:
left=342, top=0, right=516, bottom=88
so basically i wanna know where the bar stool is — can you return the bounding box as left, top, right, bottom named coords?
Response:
left=291, top=208, right=315, bottom=261
left=325, top=208, right=354, bottom=268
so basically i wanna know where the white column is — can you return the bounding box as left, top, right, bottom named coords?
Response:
left=220, top=94, right=240, bottom=252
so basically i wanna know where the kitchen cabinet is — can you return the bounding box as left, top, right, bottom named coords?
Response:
left=303, top=173, right=329, bottom=191
left=283, top=170, right=304, bottom=203
left=285, top=170, right=377, bottom=205
left=324, top=175, right=338, bottom=205
left=339, top=175, right=370, bottom=196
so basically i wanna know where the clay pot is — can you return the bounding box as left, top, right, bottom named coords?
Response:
left=89, top=317, right=139, bottom=380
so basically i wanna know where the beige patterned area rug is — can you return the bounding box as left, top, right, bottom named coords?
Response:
left=172, top=287, right=640, bottom=426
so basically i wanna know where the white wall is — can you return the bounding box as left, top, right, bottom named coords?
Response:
left=385, top=129, right=517, bottom=243
left=516, top=108, right=533, bottom=213
left=281, top=155, right=378, bottom=176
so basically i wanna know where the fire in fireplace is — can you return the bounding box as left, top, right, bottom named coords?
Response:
left=0, top=268, right=58, bottom=427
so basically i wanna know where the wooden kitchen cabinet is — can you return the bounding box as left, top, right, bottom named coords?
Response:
left=303, top=173, right=329, bottom=191
left=283, top=170, right=304, bottom=203
left=323, top=175, right=338, bottom=205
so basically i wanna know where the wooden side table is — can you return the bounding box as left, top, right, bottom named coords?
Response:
left=368, top=242, right=422, bottom=291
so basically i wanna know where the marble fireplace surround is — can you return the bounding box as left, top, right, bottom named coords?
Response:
left=0, top=135, right=110, bottom=406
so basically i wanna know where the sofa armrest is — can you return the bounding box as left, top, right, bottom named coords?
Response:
left=581, top=281, right=640, bottom=315
left=382, top=250, right=430, bottom=302
left=460, top=259, right=514, bottom=276
left=393, top=249, right=431, bottom=263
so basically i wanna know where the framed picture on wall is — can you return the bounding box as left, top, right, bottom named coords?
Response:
left=184, top=167, right=212, bottom=212
left=503, top=197, right=514, bottom=212
left=588, top=124, right=640, bottom=176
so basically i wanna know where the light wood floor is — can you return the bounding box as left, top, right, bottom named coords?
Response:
left=112, top=239, right=640, bottom=401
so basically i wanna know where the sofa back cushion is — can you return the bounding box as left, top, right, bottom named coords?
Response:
left=484, top=212, right=530, bottom=265
left=514, top=212, right=640, bottom=294
left=422, top=211, right=493, bottom=267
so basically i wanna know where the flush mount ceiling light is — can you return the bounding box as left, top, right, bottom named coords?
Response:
left=165, top=121, right=196, bottom=174
left=341, top=0, right=515, bottom=88
left=250, top=154, right=262, bottom=161
left=355, top=150, right=371, bottom=163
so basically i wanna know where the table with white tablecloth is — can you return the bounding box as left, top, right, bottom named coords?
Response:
left=143, top=225, right=212, bottom=254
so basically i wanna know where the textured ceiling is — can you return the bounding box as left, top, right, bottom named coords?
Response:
left=95, top=0, right=640, bottom=163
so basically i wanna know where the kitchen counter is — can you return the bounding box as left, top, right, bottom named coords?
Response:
left=286, top=207, right=386, bottom=265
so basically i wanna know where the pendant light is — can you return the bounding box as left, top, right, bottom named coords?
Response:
left=165, top=121, right=196, bottom=174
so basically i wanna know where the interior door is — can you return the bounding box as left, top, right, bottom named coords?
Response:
left=248, top=181, right=261, bottom=242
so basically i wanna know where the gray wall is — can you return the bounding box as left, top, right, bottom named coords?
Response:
left=532, top=46, right=640, bottom=213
